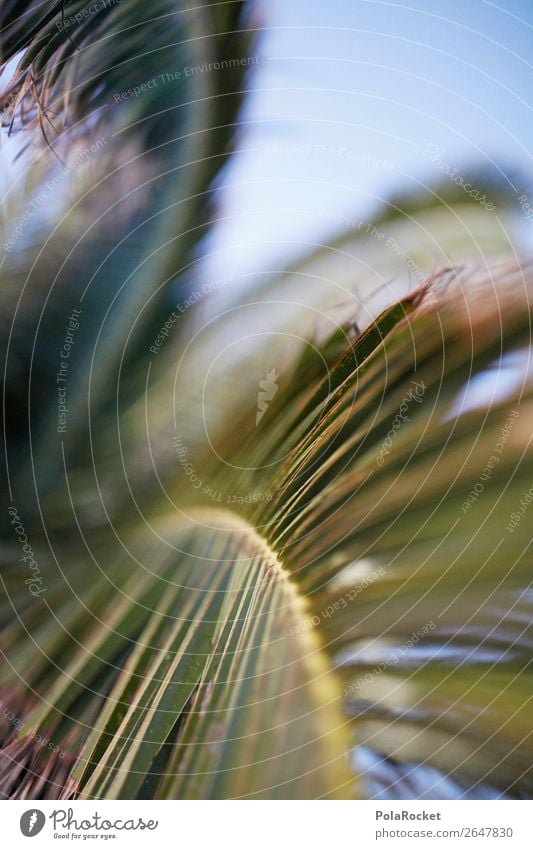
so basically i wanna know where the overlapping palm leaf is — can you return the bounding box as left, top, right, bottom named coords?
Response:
left=1, top=0, right=532, bottom=802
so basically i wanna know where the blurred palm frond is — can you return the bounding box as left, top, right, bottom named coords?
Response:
left=1, top=0, right=532, bottom=802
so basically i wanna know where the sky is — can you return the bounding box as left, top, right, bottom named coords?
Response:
left=204, top=0, right=533, bottom=280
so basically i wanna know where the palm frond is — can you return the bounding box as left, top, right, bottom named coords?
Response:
left=1, top=512, right=349, bottom=799
left=2, top=3, right=532, bottom=803
left=1, top=0, right=251, bottom=512
left=195, top=261, right=533, bottom=798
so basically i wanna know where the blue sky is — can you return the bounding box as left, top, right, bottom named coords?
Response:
left=204, top=0, right=533, bottom=279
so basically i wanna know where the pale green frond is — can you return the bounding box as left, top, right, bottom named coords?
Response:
left=152, top=259, right=533, bottom=797
left=1, top=512, right=350, bottom=799
left=1, top=0, right=251, bottom=516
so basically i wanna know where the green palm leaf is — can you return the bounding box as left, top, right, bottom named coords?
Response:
left=1, top=0, right=249, bottom=507
left=1, top=1, right=532, bottom=802
left=1, top=513, right=349, bottom=798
